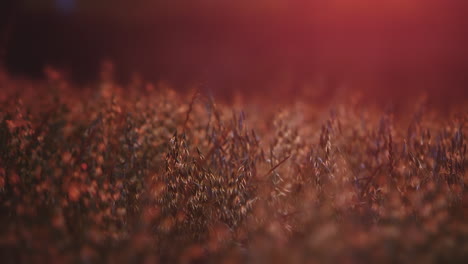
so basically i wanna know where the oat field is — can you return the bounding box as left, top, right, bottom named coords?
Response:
left=0, top=73, right=467, bottom=263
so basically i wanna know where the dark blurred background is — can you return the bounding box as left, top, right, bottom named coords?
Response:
left=1, top=0, right=467, bottom=101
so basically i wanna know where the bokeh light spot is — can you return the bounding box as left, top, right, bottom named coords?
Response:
left=55, top=0, right=76, bottom=14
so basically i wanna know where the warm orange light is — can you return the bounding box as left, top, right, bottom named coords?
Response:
left=320, top=0, right=425, bottom=18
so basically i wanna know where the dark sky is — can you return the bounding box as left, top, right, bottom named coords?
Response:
left=2, top=0, right=468, bottom=99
